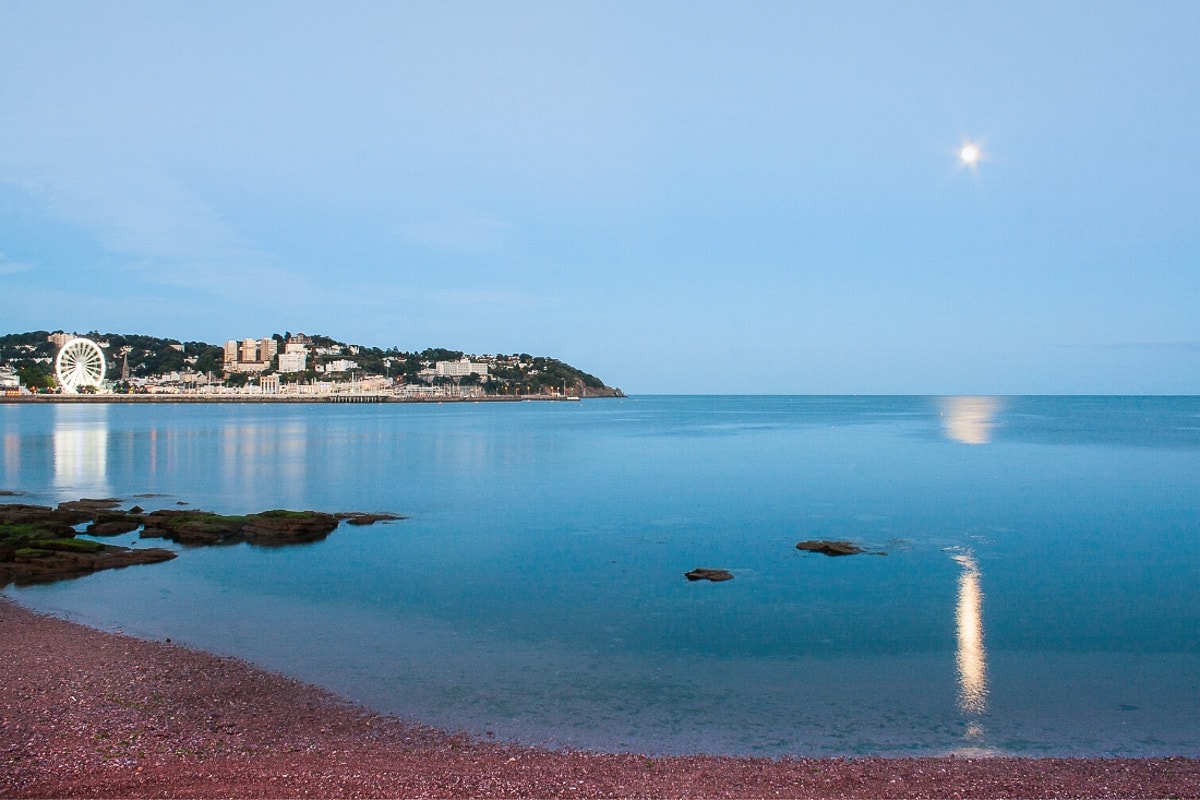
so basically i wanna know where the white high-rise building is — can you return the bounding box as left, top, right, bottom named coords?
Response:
left=278, top=351, right=307, bottom=373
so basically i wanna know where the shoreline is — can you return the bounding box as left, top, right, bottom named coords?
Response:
left=0, top=393, right=608, bottom=404
left=2, top=597, right=1197, bottom=799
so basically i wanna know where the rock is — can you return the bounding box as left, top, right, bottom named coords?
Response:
left=3, top=498, right=372, bottom=587
left=1, top=542, right=176, bottom=587
left=58, top=498, right=123, bottom=513
left=142, top=509, right=338, bottom=546
left=0, top=504, right=57, bottom=525
left=88, top=521, right=141, bottom=537
left=86, top=511, right=145, bottom=537
left=242, top=511, right=339, bottom=546
left=0, top=499, right=125, bottom=527
left=335, top=512, right=406, bottom=526
left=1, top=514, right=175, bottom=587
left=55, top=498, right=122, bottom=524
left=685, top=568, right=734, bottom=582
left=140, top=510, right=247, bottom=545
left=796, top=540, right=865, bottom=556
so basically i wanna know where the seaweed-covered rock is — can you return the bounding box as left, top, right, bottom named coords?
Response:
left=684, top=568, right=734, bottom=582
left=140, top=509, right=339, bottom=546
left=0, top=504, right=58, bottom=525
left=54, top=498, right=123, bottom=525
left=2, top=543, right=176, bottom=586
left=86, top=511, right=145, bottom=537
left=140, top=510, right=248, bottom=545
left=1, top=517, right=175, bottom=587
left=242, top=510, right=339, bottom=545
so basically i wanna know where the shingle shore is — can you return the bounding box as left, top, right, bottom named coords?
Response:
left=2, top=597, right=1196, bottom=799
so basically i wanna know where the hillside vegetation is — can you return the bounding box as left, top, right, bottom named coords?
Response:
left=0, top=331, right=620, bottom=397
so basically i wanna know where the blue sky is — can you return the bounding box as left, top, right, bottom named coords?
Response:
left=1, top=1, right=1197, bottom=394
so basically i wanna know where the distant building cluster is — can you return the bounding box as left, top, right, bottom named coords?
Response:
left=2, top=329, right=601, bottom=399
left=430, top=358, right=489, bottom=379
left=225, top=334, right=309, bottom=374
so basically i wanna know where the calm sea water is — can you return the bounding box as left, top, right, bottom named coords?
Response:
left=3, top=396, right=1198, bottom=757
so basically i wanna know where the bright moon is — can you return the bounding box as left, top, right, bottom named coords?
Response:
left=959, top=143, right=981, bottom=165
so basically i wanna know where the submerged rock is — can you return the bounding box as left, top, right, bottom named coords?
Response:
left=335, top=512, right=407, bottom=526
left=796, top=540, right=865, bottom=556
left=684, top=568, right=734, bottom=582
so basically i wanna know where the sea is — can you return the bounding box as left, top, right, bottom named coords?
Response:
left=2, top=395, right=1198, bottom=757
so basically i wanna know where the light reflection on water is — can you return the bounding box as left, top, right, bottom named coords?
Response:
left=3, top=396, right=1199, bottom=757
left=952, top=549, right=988, bottom=740
left=52, top=404, right=110, bottom=497
left=940, top=396, right=1002, bottom=445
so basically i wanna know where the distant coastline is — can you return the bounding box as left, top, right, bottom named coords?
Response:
left=1, top=392, right=619, bottom=404
left=1, top=330, right=624, bottom=400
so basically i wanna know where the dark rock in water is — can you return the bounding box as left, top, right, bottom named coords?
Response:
left=1, top=512, right=175, bottom=587
left=0, top=502, right=95, bottom=528
left=87, top=520, right=141, bottom=537
left=1, top=543, right=176, bottom=586
left=335, top=512, right=407, bottom=526
left=0, top=504, right=56, bottom=525
left=242, top=510, right=339, bottom=545
left=796, top=540, right=865, bottom=556
left=128, top=505, right=145, bottom=514
left=55, top=498, right=123, bottom=524
left=87, top=511, right=145, bottom=537
left=2, top=501, right=136, bottom=532
left=141, top=508, right=339, bottom=546
left=141, top=510, right=247, bottom=545
left=2, top=498, right=356, bottom=586
left=685, top=568, right=734, bottom=582
left=58, top=498, right=122, bottom=513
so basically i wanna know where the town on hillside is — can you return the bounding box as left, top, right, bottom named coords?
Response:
left=0, top=331, right=621, bottom=400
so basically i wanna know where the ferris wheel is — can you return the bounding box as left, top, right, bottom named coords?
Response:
left=55, top=337, right=107, bottom=393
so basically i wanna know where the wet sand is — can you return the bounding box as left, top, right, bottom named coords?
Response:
left=2, top=597, right=1196, bottom=798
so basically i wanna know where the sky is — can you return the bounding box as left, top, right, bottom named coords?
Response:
left=1, top=1, right=1197, bottom=394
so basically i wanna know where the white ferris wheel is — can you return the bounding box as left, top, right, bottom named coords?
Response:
left=55, top=337, right=107, bottom=393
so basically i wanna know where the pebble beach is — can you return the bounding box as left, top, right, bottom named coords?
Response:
left=2, top=597, right=1197, bottom=799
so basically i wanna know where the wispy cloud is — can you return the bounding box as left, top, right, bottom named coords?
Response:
left=3, top=159, right=318, bottom=306
left=0, top=254, right=32, bottom=275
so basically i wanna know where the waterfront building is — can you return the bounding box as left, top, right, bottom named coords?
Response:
left=435, top=358, right=489, bottom=378
left=278, top=350, right=307, bottom=373
left=325, top=358, right=358, bottom=373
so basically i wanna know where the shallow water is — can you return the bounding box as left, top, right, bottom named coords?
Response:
left=3, top=396, right=1199, bottom=756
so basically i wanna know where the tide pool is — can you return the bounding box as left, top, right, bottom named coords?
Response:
left=3, top=396, right=1198, bottom=756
